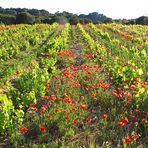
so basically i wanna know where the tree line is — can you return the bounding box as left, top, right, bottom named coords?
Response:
left=0, top=7, right=147, bottom=25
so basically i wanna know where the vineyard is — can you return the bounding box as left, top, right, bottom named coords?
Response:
left=0, top=23, right=148, bottom=147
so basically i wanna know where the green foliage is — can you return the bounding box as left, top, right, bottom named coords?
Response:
left=9, top=65, right=49, bottom=108
left=0, top=13, right=16, bottom=25
left=136, top=16, right=148, bottom=25
left=0, top=94, right=14, bottom=134
left=16, top=12, right=34, bottom=24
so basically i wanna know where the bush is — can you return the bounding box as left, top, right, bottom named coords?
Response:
left=16, top=12, right=34, bottom=24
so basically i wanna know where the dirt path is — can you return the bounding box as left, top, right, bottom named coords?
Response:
left=70, top=44, right=84, bottom=66
left=0, top=137, right=11, bottom=148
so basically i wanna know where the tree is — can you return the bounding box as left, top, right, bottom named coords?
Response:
left=54, top=15, right=68, bottom=24
left=0, top=14, right=16, bottom=25
left=136, top=16, right=148, bottom=25
left=104, top=18, right=113, bottom=23
left=16, top=12, right=34, bottom=24
left=69, top=16, right=79, bottom=25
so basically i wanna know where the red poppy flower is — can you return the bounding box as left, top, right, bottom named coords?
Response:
left=130, top=84, right=136, bottom=89
left=118, top=117, right=129, bottom=126
left=118, top=121, right=125, bottom=126
left=40, top=105, right=47, bottom=113
left=63, top=70, right=69, bottom=77
left=71, top=106, right=77, bottom=111
left=124, top=117, right=129, bottom=123
left=91, top=93, right=96, bottom=96
left=19, top=127, right=28, bottom=133
left=142, top=118, right=147, bottom=123
left=99, top=82, right=110, bottom=89
left=93, top=97, right=97, bottom=101
left=63, top=109, right=68, bottom=113
left=73, top=66, right=78, bottom=71
left=47, top=101, right=52, bottom=105
left=87, top=71, right=92, bottom=75
left=91, top=109, right=95, bottom=113
left=124, top=136, right=131, bottom=144
left=143, top=111, right=148, bottom=115
left=30, top=103, right=36, bottom=107
left=39, top=126, right=47, bottom=133
left=55, top=108, right=59, bottom=113
left=43, top=96, right=49, bottom=100
left=51, top=95, right=56, bottom=101
left=64, top=116, right=69, bottom=120
left=101, top=114, right=108, bottom=119
left=132, top=135, right=139, bottom=141
left=30, top=107, right=38, bottom=111
left=86, top=118, right=92, bottom=123
left=47, top=114, right=52, bottom=119
left=80, top=104, right=87, bottom=110
left=72, top=119, right=78, bottom=125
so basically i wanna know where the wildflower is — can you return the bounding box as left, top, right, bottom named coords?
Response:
left=99, top=82, right=110, bottom=89
left=71, top=106, right=77, bottom=111
left=40, top=105, right=47, bottom=113
left=85, top=86, right=90, bottom=90
left=93, top=97, right=97, bottom=101
left=118, top=93, right=123, bottom=98
left=47, top=101, right=52, bottom=105
left=72, top=119, right=77, bottom=125
left=73, top=66, right=78, bottom=71
left=91, top=93, right=96, bottom=97
left=80, top=104, right=87, bottom=110
left=55, top=108, right=59, bottom=113
left=72, top=101, right=78, bottom=105
left=63, top=109, right=68, bottom=113
left=39, top=126, right=47, bottom=133
left=47, top=86, right=50, bottom=89
left=143, top=111, right=147, bottom=115
left=112, top=90, right=118, bottom=97
left=19, top=127, right=28, bottom=133
left=142, top=118, right=147, bottom=123
left=80, top=121, right=84, bottom=125
left=51, top=95, right=56, bottom=101
left=43, top=96, right=49, bottom=100
left=124, top=117, right=129, bottom=122
left=30, top=103, right=36, bottom=107
left=101, top=114, right=108, bottom=119
left=118, top=117, right=129, bottom=126
left=63, top=70, right=69, bottom=77
left=87, top=71, right=92, bottom=75
left=132, top=135, right=139, bottom=141
left=30, top=107, right=38, bottom=111
left=124, top=136, right=131, bottom=144
left=91, top=109, right=95, bottom=113
left=130, top=84, right=136, bottom=89
left=64, top=116, right=69, bottom=120
left=47, top=114, right=52, bottom=119
left=67, top=97, right=72, bottom=103
left=86, top=118, right=92, bottom=123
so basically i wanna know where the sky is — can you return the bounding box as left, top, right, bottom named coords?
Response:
left=0, top=0, right=148, bottom=19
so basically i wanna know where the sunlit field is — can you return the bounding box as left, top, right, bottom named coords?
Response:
left=0, top=23, right=147, bottom=147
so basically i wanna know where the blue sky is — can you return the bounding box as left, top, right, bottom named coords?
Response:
left=0, top=0, right=148, bottom=19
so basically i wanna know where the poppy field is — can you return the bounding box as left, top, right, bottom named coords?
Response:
left=0, top=23, right=148, bottom=147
